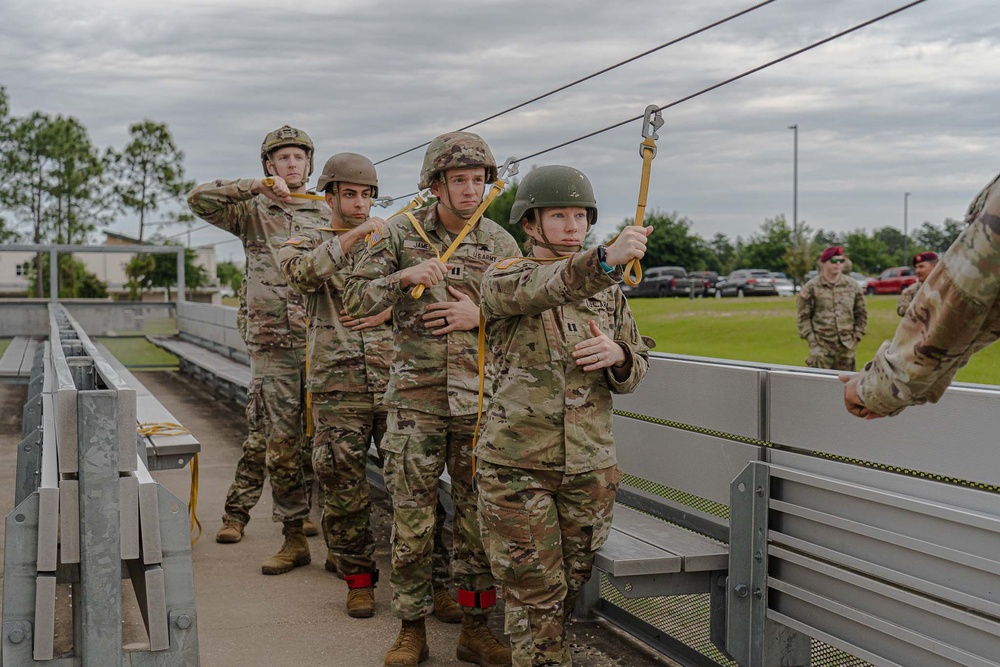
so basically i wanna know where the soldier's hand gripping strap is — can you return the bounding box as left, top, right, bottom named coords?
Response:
left=624, top=105, right=664, bottom=287
left=260, top=177, right=326, bottom=201
left=457, top=587, right=497, bottom=609
left=344, top=570, right=380, bottom=589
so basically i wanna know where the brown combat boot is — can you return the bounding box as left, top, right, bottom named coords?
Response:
left=344, top=571, right=378, bottom=619
left=457, top=613, right=511, bottom=666
left=261, top=521, right=311, bottom=575
left=384, top=618, right=429, bottom=666
left=215, top=519, right=244, bottom=544
left=433, top=586, right=463, bottom=623
left=303, top=518, right=320, bottom=537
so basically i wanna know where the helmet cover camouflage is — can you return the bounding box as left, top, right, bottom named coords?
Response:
left=418, top=131, right=497, bottom=190
left=260, top=125, right=315, bottom=177
left=509, top=165, right=598, bottom=227
left=316, top=153, right=378, bottom=197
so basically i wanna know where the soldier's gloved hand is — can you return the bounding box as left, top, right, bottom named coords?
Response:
left=572, top=320, right=627, bottom=371
left=605, top=225, right=653, bottom=266
left=253, top=177, right=293, bottom=203
left=839, top=373, right=884, bottom=420
left=398, top=258, right=448, bottom=289
left=422, top=286, right=478, bottom=334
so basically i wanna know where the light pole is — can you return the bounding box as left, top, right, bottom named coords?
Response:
left=903, top=192, right=911, bottom=262
left=789, top=125, right=798, bottom=239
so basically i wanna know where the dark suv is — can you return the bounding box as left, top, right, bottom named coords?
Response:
left=687, top=271, right=720, bottom=297
left=716, top=269, right=778, bottom=297
left=620, top=266, right=698, bottom=298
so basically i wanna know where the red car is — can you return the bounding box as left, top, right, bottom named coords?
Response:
left=865, top=266, right=917, bottom=295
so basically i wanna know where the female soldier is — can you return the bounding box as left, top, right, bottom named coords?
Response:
left=477, top=165, right=651, bottom=666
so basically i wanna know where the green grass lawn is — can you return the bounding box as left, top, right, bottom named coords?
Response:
left=95, top=337, right=178, bottom=370
left=0, top=338, right=9, bottom=359
left=629, top=294, right=1000, bottom=386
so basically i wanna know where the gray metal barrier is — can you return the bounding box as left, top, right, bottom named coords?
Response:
left=2, top=305, right=200, bottom=666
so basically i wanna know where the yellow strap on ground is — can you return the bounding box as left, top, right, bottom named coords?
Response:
left=260, top=177, right=326, bottom=201
left=624, top=137, right=657, bottom=287
left=410, top=179, right=507, bottom=300
left=137, top=422, right=202, bottom=544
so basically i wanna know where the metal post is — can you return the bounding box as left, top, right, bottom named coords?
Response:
left=176, top=248, right=186, bottom=303
left=77, top=392, right=122, bottom=665
left=903, top=192, right=911, bottom=261
left=788, top=125, right=798, bottom=239
left=49, top=249, right=58, bottom=303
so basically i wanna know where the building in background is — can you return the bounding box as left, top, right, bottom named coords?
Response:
left=0, top=232, right=223, bottom=303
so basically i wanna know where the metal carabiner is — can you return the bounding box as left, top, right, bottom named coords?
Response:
left=640, top=104, right=664, bottom=158
left=497, top=156, right=520, bottom=182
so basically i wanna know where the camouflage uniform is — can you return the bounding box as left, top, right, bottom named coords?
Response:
left=188, top=179, right=326, bottom=524
left=896, top=280, right=920, bottom=316
left=856, top=173, right=1000, bottom=416
left=478, top=248, right=649, bottom=666
left=796, top=273, right=867, bottom=371
left=343, top=202, right=520, bottom=620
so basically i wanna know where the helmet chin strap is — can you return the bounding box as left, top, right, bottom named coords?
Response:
left=532, top=210, right=582, bottom=256
left=437, top=178, right=478, bottom=221
left=329, top=187, right=368, bottom=228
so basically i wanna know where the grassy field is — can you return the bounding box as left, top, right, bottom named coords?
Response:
left=94, top=337, right=178, bottom=370
left=629, top=294, right=1000, bottom=386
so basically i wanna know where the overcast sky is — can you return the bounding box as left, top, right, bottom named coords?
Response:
left=2, top=0, right=997, bottom=263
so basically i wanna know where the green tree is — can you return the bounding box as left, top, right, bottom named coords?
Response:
left=707, top=233, right=736, bottom=274
left=109, top=120, right=194, bottom=241
left=216, top=260, right=244, bottom=293
left=741, top=215, right=792, bottom=273
left=874, top=226, right=908, bottom=267
left=25, top=253, right=109, bottom=299
left=915, top=218, right=963, bottom=253
left=123, top=254, right=156, bottom=300
left=145, top=245, right=207, bottom=300
left=843, top=230, right=890, bottom=274
left=784, top=222, right=815, bottom=284
left=44, top=116, right=108, bottom=245
left=608, top=210, right=709, bottom=270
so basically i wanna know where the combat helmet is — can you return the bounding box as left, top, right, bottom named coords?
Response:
left=418, top=131, right=497, bottom=190
left=260, top=125, right=315, bottom=177
left=316, top=153, right=378, bottom=197
left=509, top=165, right=598, bottom=227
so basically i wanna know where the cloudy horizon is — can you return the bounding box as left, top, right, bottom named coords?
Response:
left=2, top=0, right=996, bottom=263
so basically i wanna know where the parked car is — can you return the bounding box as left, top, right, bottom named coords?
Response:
left=848, top=271, right=871, bottom=292
left=865, top=266, right=917, bottom=295
left=620, top=266, right=700, bottom=298
left=715, top=269, right=778, bottom=297
left=770, top=274, right=798, bottom=297
left=687, top=270, right=720, bottom=297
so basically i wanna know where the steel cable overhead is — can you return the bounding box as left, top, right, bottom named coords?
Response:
left=373, top=0, right=777, bottom=166
left=175, top=0, right=926, bottom=244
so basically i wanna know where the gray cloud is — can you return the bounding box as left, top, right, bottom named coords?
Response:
left=1, top=0, right=997, bottom=261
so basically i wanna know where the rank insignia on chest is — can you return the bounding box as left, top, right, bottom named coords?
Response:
left=566, top=321, right=580, bottom=333
left=284, top=237, right=305, bottom=246
left=448, top=264, right=465, bottom=280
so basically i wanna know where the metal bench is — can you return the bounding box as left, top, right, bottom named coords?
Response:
left=0, top=335, right=41, bottom=384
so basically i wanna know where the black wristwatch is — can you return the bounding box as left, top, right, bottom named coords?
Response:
left=597, top=246, right=614, bottom=274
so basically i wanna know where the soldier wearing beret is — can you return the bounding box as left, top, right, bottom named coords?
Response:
left=796, top=245, right=868, bottom=371
left=896, top=251, right=939, bottom=316
left=842, top=173, right=1000, bottom=419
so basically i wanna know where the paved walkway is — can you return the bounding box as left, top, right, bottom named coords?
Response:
left=0, top=372, right=672, bottom=667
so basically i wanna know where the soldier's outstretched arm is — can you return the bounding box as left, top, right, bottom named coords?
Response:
left=481, top=248, right=619, bottom=320
left=187, top=179, right=260, bottom=236
left=278, top=231, right=350, bottom=294
left=343, top=220, right=404, bottom=317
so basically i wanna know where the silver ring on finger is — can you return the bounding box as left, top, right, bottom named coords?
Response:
left=595, top=353, right=601, bottom=362
left=443, top=317, right=449, bottom=326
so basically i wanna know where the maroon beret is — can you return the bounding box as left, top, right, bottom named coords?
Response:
left=819, top=246, right=844, bottom=263
left=913, top=251, right=939, bottom=265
